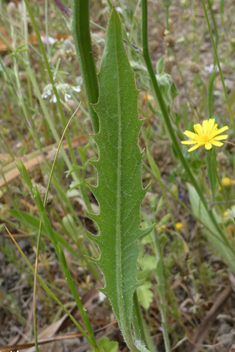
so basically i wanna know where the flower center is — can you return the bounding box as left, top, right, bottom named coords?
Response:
left=202, top=134, right=210, bottom=143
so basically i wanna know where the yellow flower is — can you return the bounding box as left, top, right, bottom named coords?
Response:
left=181, top=119, right=228, bottom=152
left=222, top=177, right=232, bottom=187
left=224, top=210, right=230, bottom=217
left=221, top=177, right=235, bottom=187
left=175, top=222, right=183, bottom=230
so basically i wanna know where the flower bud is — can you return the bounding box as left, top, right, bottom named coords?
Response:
left=217, top=152, right=228, bottom=167
left=162, top=0, right=172, bottom=7
left=164, top=35, right=175, bottom=48
left=189, top=62, right=200, bottom=74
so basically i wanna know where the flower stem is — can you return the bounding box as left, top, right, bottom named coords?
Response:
left=141, top=0, right=235, bottom=254
left=201, top=0, right=235, bottom=133
left=165, top=6, right=169, bottom=30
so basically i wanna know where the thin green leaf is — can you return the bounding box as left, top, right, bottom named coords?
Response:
left=219, top=0, right=225, bottom=14
left=157, top=57, right=164, bottom=74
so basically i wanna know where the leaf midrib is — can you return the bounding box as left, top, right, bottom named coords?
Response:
left=114, top=19, right=125, bottom=324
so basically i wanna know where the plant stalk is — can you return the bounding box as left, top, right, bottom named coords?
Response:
left=201, top=0, right=235, bottom=133
left=72, top=0, right=99, bottom=134
left=141, top=0, right=235, bottom=256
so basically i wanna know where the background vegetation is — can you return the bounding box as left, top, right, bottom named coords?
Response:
left=1, top=0, right=235, bottom=351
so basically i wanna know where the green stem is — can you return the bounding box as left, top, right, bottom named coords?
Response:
left=141, top=0, right=235, bottom=255
left=165, top=6, right=169, bottom=30
left=210, top=150, right=230, bottom=208
left=152, top=229, right=171, bottom=352
left=132, top=292, right=156, bottom=352
left=22, top=1, right=33, bottom=108
left=207, top=0, right=218, bottom=53
left=158, top=179, right=175, bottom=227
left=201, top=0, right=235, bottom=133
left=33, top=222, right=42, bottom=352
left=72, top=0, right=99, bottom=134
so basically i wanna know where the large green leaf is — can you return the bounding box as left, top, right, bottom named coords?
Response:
left=86, top=9, right=153, bottom=331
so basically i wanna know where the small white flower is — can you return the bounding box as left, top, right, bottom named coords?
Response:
left=116, top=6, right=123, bottom=13
left=50, top=94, right=57, bottom=103
left=41, top=92, right=48, bottom=99
left=41, top=35, right=58, bottom=45
left=42, top=82, right=81, bottom=103
left=41, top=84, right=52, bottom=99
left=64, top=93, right=71, bottom=102
left=72, top=85, right=81, bottom=92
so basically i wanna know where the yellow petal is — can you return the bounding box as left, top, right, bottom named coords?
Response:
left=208, top=119, right=215, bottom=134
left=211, top=125, right=228, bottom=138
left=211, top=134, right=228, bottom=141
left=205, top=142, right=212, bottom=150
left=194, top=124, right=203, bottom=135
left=202, top=120, right=209, bottom=134
left=188, top=144, right=201, bottom=152
left=184, top=130, right=200, bottom=140
left=181, top=140, right=198, bottom=145
left=209, top=122, right=218, bottom=138
left=211, top=141, right=223, bottom=147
